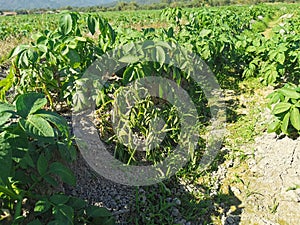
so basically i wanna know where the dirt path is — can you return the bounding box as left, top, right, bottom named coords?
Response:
left=262, top=19, right=279, bottom=39
left=240, top=133, right=300, bottom=225
left=262, top=13, right=294, bottom=38
left=218, top=85, right=300, bottom=225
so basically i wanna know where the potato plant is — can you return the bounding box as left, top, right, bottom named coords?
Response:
left=0, top=93, right=115, bottom=224
left=5, top=12, right=115, bottom=109
left=267, top=85, right=300, bottom=136
left=0, top=4, right=300, bottom=224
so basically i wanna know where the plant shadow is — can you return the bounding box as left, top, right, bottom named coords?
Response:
left=127, top=145, right=243, bottom=224
left=128, top=175, right=243, bottom=225
left=65, top=148, right=243, bottom=225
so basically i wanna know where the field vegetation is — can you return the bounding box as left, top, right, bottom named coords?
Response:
left=0, top=2, right=299, bottom=224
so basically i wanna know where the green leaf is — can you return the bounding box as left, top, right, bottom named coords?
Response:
left=87, top=15, right=97, bottom=35
left=122, top=65, right=134, bottom=85
left=66, top=49, right=81, bottom=68
left=267, top=119, right=281, bottom=133
left=37, top=154, right=48, bottom=175
left=59, top=14, right=73, bottom=35
left=34, top=110, right=69, bottom=136
left=74, top=36, right=86, bottom=42
left=49, top=162, right=76, bottom=186
left=156, top=41, right=172, bottom=50
left=27, top=49, right=38, bottom=63
left=8, top=45, right=28, bottom=59
left=0, top=67, right=14, bottom=101
left=19, top=51, right=29, bottom=68
left=119, top=55, right=140, bottom=64
left=16, top=93, right=47, bottom=118
left=87, top=205, right=112, bottom=218
left=246, top=46, right=256, bottom=52
left=53, top=204, right=74, bottom=224
left=68, top=197, right=87, bottom=210
left=156, top=46, right=165, bottom=64
left=276, top=53, right=285, bottom=65
left=47, top=220, right=67, bottom=225
left=58, top=142, right=76, bottom=161
left=0, top=103, right=15, bottom=127
left=50, top=194, right=70, bottom=205
left=19, top=115, right=54, bottom=137
left=281, top=112, right=290, bottom=134
left=267, top=92, right=281, bottom=109
left=91, top=216, right=116, bottom=225
left=20, top=151, right=35, bottom=169
left=34, top=200, right=51, bottom=213
left=68, top=196, right=88, bottom=210
left=37, top=44, right=48, bottom=53
left=272, top=102, right=292, bottom=115
left=199, top=29, right=211, bottom=37
left=27, top=219, right=43, bottom=225
left=279, top=88, right=300, bottom=99
left=0, top=185, right=20, bottom=200
left=0, top=132, right=12, bottom=184
left=267, top=70, right=278, bottom=85
left=159, top=84, right=164, bottom=99
left=290, top=107, right=300, bottom=130
left=44, top=175, right=58, bottom=187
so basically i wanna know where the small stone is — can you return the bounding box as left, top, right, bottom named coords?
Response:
left=174, top=198, right=181, bottom=205
left=226, top=159, right=234, bottom=168
left=231, top=186, right=241, bottom=195
left=139, top=195, right=146, bottom=203
left=171, top=207, right=180, bottom=217
left=166, top=197, right=172, bottom=203
left=180, top=219, right=186, bottom=224
left=226, top=216, right=235, bottom=224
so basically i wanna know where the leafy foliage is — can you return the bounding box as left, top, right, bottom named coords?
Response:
left=4, top=12, right=115, bottom=109
left=1, top=4, right=300, bottom=224
left=0, top=93, right=114, bottom=224
left=267, top=85, right=300, bottom=136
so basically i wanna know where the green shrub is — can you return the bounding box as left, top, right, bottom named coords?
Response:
left=267, top=84, right=300, bottom=136
left=0, top=92, right=115, bottom=224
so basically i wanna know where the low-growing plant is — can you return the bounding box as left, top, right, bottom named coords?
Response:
left=0, top=92, right=114, bottom=224
left=267, top=84, right=300, bottom=136
left=1, top=13, right=115, bottom=109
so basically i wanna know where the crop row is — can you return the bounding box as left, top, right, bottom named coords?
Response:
left=0, top=4, right=299, bottom=224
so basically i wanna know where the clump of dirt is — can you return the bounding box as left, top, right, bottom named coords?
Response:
left=212, top=80, right=300, bottom=225
left=220, top=121, right=299, bottom=225
left=240, top=133, right=300, bottom=225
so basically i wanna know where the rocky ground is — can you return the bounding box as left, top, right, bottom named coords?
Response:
left=240, top=133, right=300, bottom=225
left=65, top=130, right=300, bottom=225
left=217, top=132, right=300, bottom=225
left=218, top=106, right=300, bottom=225
left=64, top=153, right=135, bottom=224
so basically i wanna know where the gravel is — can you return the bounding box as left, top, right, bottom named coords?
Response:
left=64, top=153, right=135, bottom=224
left=239, top=132, right=300, bottom=224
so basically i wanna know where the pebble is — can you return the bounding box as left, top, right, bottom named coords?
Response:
left=231, top=186, right=241, bottom=195
left=174, top=198, right=181, bottom=205
left=171, top=207, right=180, bottom=217
left=226, top=216, right=235, bottom=224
